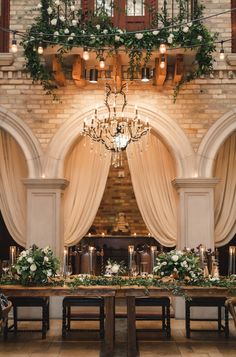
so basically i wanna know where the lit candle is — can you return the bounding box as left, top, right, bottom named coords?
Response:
left=199, top=245, right=206, bottom=266
left=89, top=246, right=95, bottom=275
left=133, top=232, right=137, bottom=237
left=63, top=247, right=68, bottom=276
left=128, top=245, right=134, bottom=271
left=102, top=232, right=105, bottom=237
left=9, top=246, right=17, bottom=266
left=150, top=246, right=157, bottom=273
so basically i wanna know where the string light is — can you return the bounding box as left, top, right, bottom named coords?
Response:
left=219, top=40, right=225, bottom=61
left=160, top=54, right=166, bottom=69
left=37, top=42, right=44, bottom=54
left=159, top=44, right=166, bottom=54
left=83, top=47, right=90, bottom=61
left=99, top=57, right=105, bottom=69
left=11, top=32, right=18, bottom=53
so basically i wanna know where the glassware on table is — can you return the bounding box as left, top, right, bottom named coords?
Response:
left=2, top=260, right=10, bottom=276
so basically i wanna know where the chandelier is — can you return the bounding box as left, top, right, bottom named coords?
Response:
left=82, top=83, right=151, bottom=164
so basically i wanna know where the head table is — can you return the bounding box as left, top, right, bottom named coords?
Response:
left=0, top=284, right=235, bottom=357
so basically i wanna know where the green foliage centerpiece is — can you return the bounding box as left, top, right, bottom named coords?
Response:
left=14, top=245, right=59, bottom=286
left=154, top=249, right=203, bottom=282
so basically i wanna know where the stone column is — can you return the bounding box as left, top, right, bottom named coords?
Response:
left=172, top=178, right=219, bottom=318
left=173, top=178, right=219, bottom=250
left=23, top=178, right=69, bottom=259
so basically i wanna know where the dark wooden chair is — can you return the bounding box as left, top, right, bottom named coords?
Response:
left=135, top=297, right=171, bottom=338
left=62, top=297, right=105, bottom=339
left=225, top=297, right=236, bottom=328
left=7, top=296, right=50, bottom=339
left=185, top=297, right=229, bottom=338
left=0, top=300, right=12, bottom=340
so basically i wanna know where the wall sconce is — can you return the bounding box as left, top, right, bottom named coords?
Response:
left=141, top=67, right=150, bottom=82
left=89, top=68, right=98, bottom=83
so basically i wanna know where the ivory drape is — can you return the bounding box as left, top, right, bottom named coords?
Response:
left=0, top=131, right=27, bottom=247
left=127, top=134, right=178, bottom=247
left=214, top=131, right=236, bottom=246
left=64, top=138, right=111, bottom=246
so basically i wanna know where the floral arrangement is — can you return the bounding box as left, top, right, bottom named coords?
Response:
left=13, top=245, right=59, bottom=285
left=153, top=249, right=203, bottom=282
left=21, top=0, right=217, bottom=98
left=104, top=258, right=126, bottom=276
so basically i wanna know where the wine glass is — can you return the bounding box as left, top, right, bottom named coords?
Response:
left=2, top=260, right=10, bottom=276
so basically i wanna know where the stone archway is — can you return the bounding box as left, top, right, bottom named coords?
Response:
left=0, top=107, right=43, bottom=178
left=197, top=109, right=236, bottom=177
left=45, top=105, right=194, bottom=179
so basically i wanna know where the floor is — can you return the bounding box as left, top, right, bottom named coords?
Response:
left=0, top=318, right=236, bottom=357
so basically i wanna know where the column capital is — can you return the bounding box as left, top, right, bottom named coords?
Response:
left=23, top=178, right=69, bottom=190
left=172, top=178, right=219, bottom=190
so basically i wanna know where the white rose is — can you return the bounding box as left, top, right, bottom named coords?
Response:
left=47, top=269, right=52, bottom=277
left=152, top=30, right=159, bottom=35
left=115, top=35, right=120, bottom=42
left=51, top=18, right=57, bottom=26
left=169, top=33, right=174, bottom=38
left=183, top=26, right=189, bottom=33
left=21, top=251, right=27, bottom=257
left=197, top=35, right=202, bottom=41
left=30, top=263, right=37, bottom=272
left=171, top=255, right=179, bottom=262
left=135, top=33, right=143, bottom=40
left=44, top=256, right=49, bottom=262
left=43, top=246, right=50, bottom=253
left=72, top=19, right=77, bottom=26
left=96, top=24, right=100, bottom=30
left=47, top=7, right=53, bottom=15
left=111, top=264, right=120, bottom=274
left=162, top=261, right=167, bottom=266
left=118, top=29, right=123, bottom=34
left=59, top=15, right=65, bottom=22
left=70, top=5, right=75, bottom=11
left=27, top=257, right=33, bottom=264
left=54, top=0, right=60, bottom=5
left=18, top=256, right=23, bottom=261
left=64, top=28, right=69, bottom=34
left=167, top=36, right=173, bottom=44
left=103, top=29, right=108, bottom=34
left=53, top=31, right=59, bottom=36
left=187, top=22, right=193, bottom=27
left=37, top=3, right=42, bottom=9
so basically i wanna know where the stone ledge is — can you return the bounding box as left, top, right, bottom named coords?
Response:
left=0, top=53, right=14, bottom=66
left=226, top=54, right=236, bottom=66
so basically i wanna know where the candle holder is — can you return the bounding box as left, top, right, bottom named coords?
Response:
left=228, top=246, right=236, bottom=276
left=150, top=246, right=157, bottom=273
left=9, top=246, right=17, bottom=266
left=128, top=245, right=135, bottom=275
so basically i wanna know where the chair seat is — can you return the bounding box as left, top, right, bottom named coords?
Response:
left=7, top=296, right=50, bottom=339
left=185, top=296, right=229, bottom=338
left=135, top=297, right=171, bottom=339
left=62, top=296, right=105, bottom=339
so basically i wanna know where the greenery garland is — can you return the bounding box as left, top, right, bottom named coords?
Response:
left=21, top=0, right=217, bottom=99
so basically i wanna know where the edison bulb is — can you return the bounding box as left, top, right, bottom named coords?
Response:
left=159, top=43, right=166, bottom=54
left=99, top=59, right=105, bottom=69
left=83, top=50, right=89, bottom=61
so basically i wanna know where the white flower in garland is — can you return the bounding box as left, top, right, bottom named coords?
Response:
left=115, top=35, right=120, bottom=42
left=135, top=33, right=143, bottom=40
left=72, top=19, right=77, bottom=26
left=187, top=22, right=193, bottom=27
left=70, top=5, right=75, bottom=11
left=64, top=28, right=70, bottom=34
left=96, top=24, right=101, bottom=30
left=51, top=18, right=57, bottom=26
left=197, top=35, right=203, bottom=41
left=59, top=15, right=65, bottom=22
left=53, top=31, right=59, bottom=36
left=27, top=257, right=34, bottom=264
left=171, top=255, right=179, bottom=262
left=117, top=29, right=123, bottom=34
left=37, top=3, right=42, bottom=9
left=167, top=36, right=173, bottom=44
left=47, top=7, right=53, bottom=15
left=183, top=26, right=189, bottom=33
left=153, top=30, right=159, bottom=35
left=54, top=0, right=60, bottom=5
left=103, top=29, right=108, bottom=34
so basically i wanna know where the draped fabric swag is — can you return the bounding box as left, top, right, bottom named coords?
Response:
left=214, top=131, right=236, bottom=246
left=0, top=131, right=27, bottom=247
left=127, top=134, right=178, bottom=247
left=64, top=138, right=111, bottom=246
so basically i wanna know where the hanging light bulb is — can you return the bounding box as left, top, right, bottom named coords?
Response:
left=99, top=57, right=105, bottom=69
left=37, top=42, right=44, bottom=55
left=219, top=41, right=225, bottom=61
left=83, top=47, right=90, bottom=61
left=160, top=54, right=165, bottom=69
left=159, top=43, right=166, bottom=54
left=11, top=37, right=18, bottom=53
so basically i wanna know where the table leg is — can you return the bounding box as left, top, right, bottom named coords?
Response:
left=104, top=296, right=115, bottom=357
left=127, top=296, right=137, bottom=357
